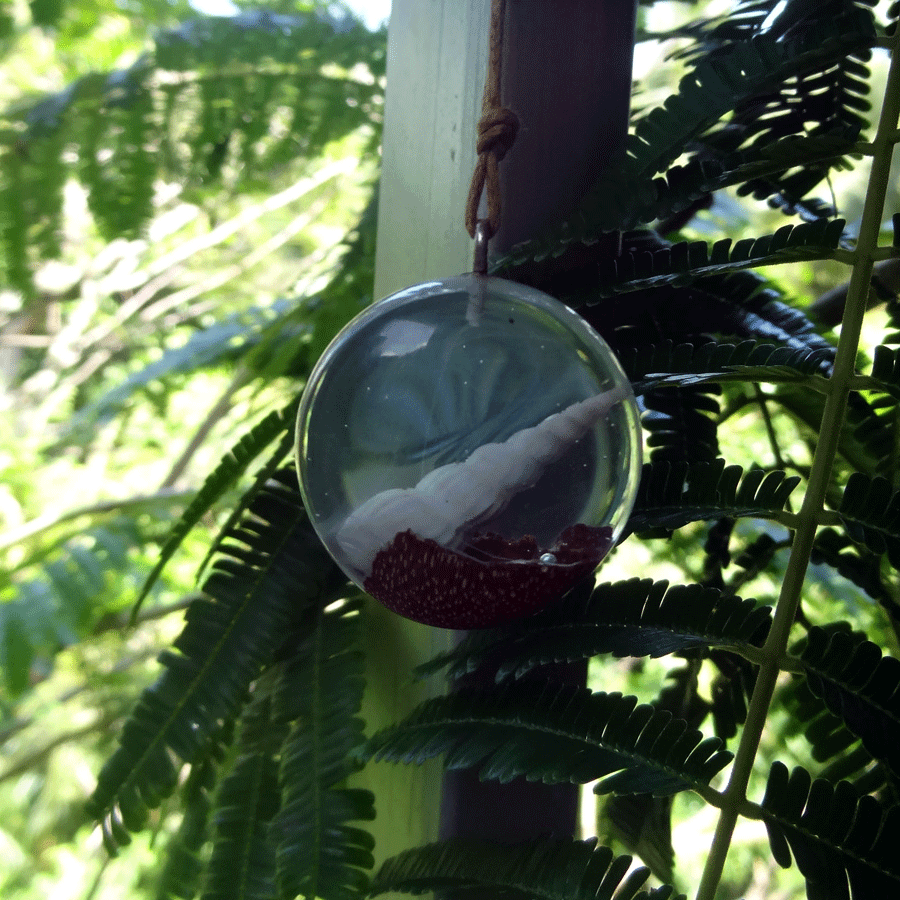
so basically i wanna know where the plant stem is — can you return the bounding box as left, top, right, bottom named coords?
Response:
left=0, top=488, right=194, bottom=551
left=694, top=29, right=900, bottom=900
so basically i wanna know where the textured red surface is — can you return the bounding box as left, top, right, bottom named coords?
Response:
left=364, top=523, right=613, bottom=629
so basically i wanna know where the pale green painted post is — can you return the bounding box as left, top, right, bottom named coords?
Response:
left=356, top=0, right=490, bottom=889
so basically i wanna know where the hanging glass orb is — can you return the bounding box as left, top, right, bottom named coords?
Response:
left=295, top=274, right=642, bottom=629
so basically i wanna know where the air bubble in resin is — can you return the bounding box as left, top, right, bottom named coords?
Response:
left=295, top=275, right=642, bottom=628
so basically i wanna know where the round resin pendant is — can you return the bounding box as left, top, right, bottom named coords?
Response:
left=295, top=275, right=642, bottom=628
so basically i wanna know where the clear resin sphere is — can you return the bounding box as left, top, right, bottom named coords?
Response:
left=295, top=275, right=642, bottom=628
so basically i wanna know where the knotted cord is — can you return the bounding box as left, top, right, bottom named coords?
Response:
left=465, top=0, right=519, bottom=247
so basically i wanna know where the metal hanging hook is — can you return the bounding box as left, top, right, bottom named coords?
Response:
left=473, top=219, right=491, bottom=276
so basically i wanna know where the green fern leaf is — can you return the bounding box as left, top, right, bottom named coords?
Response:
left=154, top=749, right=218, bottom=900
left=197, top=687, right=290, bottom=900
left=796, top=626, right=900, bottom=778
left=643, top=383, right=722, bottom=463
left=1, top=516, right=168, bottom=696
left=627, top=460, right=800, bottom=534
left=491, top=10, right=873, bottom=263
left=75, top=302, right=290, bottom=432
left=88, top=471, right=343, bottom=850
left=623, top=340, right=833, bottom=390
left=587, top=221, right=848, bottom=298
left=371, top=837, right=683, bottom=900
left=838, top=472, right=900, bottom=568
left=810, top=528, right=896, bottom=612
left=777, top=674, right=882, bottom=787
left=272, top=598, right=375, bottom=900
left=200, top=751, right=279, bottom=900
left=192, top=430, right=296, bottom=585
left=603, top=794, right=675, bottom=887
left=363, top=683, right=732, bottom=798
left=775, top=387, right=897, bottom=480
left=131, top=401, right=298, bottom=620
left=418, top=578, right=770, bottom=682
left=760, top=761, right=900, bottom=897
left=869, top=345, right=900, bottom=398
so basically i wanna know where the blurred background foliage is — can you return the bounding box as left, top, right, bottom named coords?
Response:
left=1, top=1, right=383, bottom=896
left=1, top=0, right=899, bottom=898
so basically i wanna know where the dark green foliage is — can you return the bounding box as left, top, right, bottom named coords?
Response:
left=272, top=598, right=375, bottom=900
left=154, top=751, right=217, bottom=900
left=363, top=682, right=733, bottom=798
left=797, top=627, right=900, bottom=778
left=418, top=578, right=770, bottom=682
left=132, top=402, right=299, bottom=618
left=199, top=690, right=286, bottom=900
left=588, top=220, right=848, bottom=298
left=838, top=473, right=900, bottom=568
left=603, top=794, right=676, bottom=887
left=370, top=837, right=684, bottom=900
left=760, top=761, right=900, bottom=899
left=777, top=675, right=881, bottom=786
left=812, top=526, right=898, bottom=612
left=624, top=339, right=834, bottom=389
left=86, top=470, right=344, bottom=849
left=201, top=748, right=280, bottom=900
left=492, top=2, right=875, bottom=261
left=627, top=459, right=800, bottom=534
left=870, top=345, right=900, bottom=397
left=1, top=512, right=177, bottom=698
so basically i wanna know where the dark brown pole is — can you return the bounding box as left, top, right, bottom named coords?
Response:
left=495, top=0, right=637, bottom=256
left=439, top=0, right=638, bottom=883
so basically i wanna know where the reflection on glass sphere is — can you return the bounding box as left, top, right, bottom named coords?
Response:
left=296, top=275, right=642, bottom=628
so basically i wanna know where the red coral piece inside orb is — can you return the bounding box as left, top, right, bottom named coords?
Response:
left=363, top=523, right=613, bottom=629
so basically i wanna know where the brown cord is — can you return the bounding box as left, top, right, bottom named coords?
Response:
left=465, top=0, right=519, bottom=240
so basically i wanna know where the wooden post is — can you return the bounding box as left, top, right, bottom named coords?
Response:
left=495, top=0, right=637, bottom=256
left=360, top=2, right=490, bottom=891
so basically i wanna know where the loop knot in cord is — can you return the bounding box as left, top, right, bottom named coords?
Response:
left=475, top=106, right=519, bottom=161
left=465, top=0, right=516, bottom=241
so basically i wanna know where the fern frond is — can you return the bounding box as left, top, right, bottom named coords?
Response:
left=624, top=339, right=834, bottom=391
left=595, top=221, right=847, bottom=298
left=760, top=761, right=900, bottom=897
left=5, top=10, right=384, bottom=293
left=837, top=472, right=900, bottom=568
left=87, top=471, right=343, bottom=850
left=796, top=626, right=900, bottom=779
left=627, top=460, right=800, bottom=534
left=363, top=682, right=732, bottom=798
left=585, top=132, right=859, bottom=235
left=777, top=675, right=882, bottom=787
left=870, top=345, right=900, bottom=398
left=201, top=750, right=279, bottom=900
left=199, top=689, right=286, bottom=900
left=371, top=837, right=683, bottom=900
left=811, top=528, right=895, bottom=611
left=643, top=384, right=722, bottom=463
left=1, top=515, right=172, bottom=696
left=76, top=302, right=290, bottom=431
left=131, top=401, right=298, bottom=620
left=603, top=794, right=675, bottom=887
left=417, top=578, right=770, bottom=683
left=774, top=387, right=897, bottom=479
left=272, top=598, right=375, bottom=900
left=154, top=746, right=219, bottom=900
left=498, top=220, right=847, bottom=296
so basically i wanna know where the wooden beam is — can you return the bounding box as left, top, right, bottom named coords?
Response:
left=360, top=2, right=490, bottom=893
